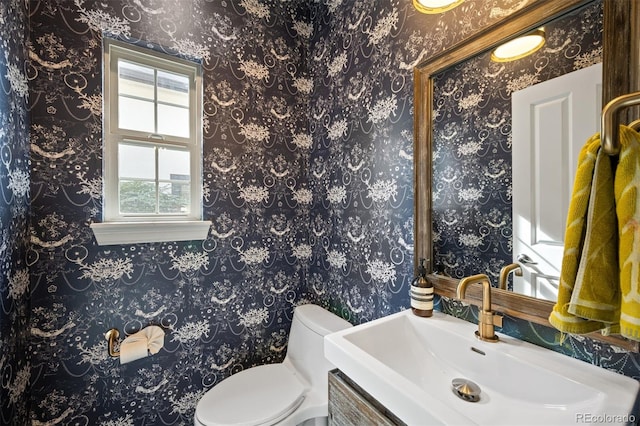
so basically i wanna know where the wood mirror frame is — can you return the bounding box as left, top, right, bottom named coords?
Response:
left=414, top=0, right=640, bottom=352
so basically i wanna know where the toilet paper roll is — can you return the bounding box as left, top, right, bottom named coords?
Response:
left=120, top=325, right=165, bottom=364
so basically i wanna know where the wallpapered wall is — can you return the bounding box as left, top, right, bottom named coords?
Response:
left=0, top=0, right=636, bottom=424
left=303, top=0, right=552, bottom=321
left=0, top=0, right=31, bottom=423
left=28, top=0, right=311, bottom=424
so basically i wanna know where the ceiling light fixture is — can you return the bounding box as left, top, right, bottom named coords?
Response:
left=413, top=0, right=464, bottom=14
left=491, top=28, right=546, bottom=62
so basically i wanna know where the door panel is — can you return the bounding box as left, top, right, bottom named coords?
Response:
left=512, top=63, right=602, bottom=299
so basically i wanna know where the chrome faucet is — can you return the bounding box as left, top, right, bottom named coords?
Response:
left=456, top=274, right=502, bottom=342
left=498, top=263, right=522, bottom=290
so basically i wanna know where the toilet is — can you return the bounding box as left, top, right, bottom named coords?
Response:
left=194, top=304, right=353, bottom=426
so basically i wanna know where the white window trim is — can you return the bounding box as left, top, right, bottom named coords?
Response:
left=93, top=39, right=210, bottom=245
left=91, top=221, right=211, bottom=245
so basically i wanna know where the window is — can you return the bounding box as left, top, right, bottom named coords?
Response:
left=91, top=39, right=210, bottom=245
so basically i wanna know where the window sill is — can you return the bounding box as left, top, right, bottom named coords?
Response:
left=90, top=220, right=212, bottom=246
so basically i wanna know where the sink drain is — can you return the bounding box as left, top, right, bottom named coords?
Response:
left=451, top=378, right=481, bottom=402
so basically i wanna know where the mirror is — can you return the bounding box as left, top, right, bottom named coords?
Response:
left=430, top=1, right=602, bottom=300
left=414, top=0, right=640, bottom=350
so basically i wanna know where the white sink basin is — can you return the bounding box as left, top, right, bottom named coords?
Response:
left=325, top=310, right=639, bottom=425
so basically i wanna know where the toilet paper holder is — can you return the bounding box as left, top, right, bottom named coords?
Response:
left=104, top=326, right=165, bottom=360
left=105, top=328, right=120, bottom=358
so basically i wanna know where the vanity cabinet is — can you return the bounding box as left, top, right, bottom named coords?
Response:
left=328, top=369, right=405, bottom=426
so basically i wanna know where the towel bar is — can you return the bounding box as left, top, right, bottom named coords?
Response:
left=601, top=91, right=640, bottom=155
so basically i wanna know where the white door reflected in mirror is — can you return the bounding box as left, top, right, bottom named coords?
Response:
left=512, top=63, right=602, bottom=300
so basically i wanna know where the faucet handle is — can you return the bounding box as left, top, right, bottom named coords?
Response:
left=477, top=310, right=500, bottom=342
left=492, top=313, right=503, bottom=328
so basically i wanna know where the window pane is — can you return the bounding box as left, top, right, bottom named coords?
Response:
left=120, top=180, right=156, bottom=214
left=158, top=147, right=190, bottom=180
left=159, top=182, right=190, bottom=214
left=157, top=70, right=189, bottom=107
left=119, top=143, right=155, bottom=179
left=105, top=41, right=202, bottom=222
left=157, top=104, right=190, bottom=138
left=119, top=97, right=155, bottom=133
left=118, top=60, right=154, bottom=99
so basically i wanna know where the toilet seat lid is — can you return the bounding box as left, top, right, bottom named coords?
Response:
left=196, top=364, right=306, bottom=426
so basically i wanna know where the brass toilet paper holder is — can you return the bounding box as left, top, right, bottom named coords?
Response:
left=104, top=328, right=120, bottom=357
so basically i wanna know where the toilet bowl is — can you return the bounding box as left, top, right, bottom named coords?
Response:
left=194, top=304, right=352, bottom=426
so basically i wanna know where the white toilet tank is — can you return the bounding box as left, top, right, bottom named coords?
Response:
left=285, top=304, right=352, bottom=389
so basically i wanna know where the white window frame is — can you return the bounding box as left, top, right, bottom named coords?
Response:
left=91, top=39, right=210, bottom=245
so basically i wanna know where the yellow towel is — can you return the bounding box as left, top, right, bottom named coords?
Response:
left=568, top=147, right=620, bottom=323
left=616, top=126, right=640, bottom=341
left=549, top=134, right=610, bottom=334
left=549, top=125, right=640, bottom=342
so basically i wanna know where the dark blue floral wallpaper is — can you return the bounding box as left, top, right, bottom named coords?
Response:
left=304, top=0, right=548, bottom=323
left=0, top=0, right=637, bottom=424
left=0, top=0, right=31, bottom=423
left=28, top=0, right=312, bottom=424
